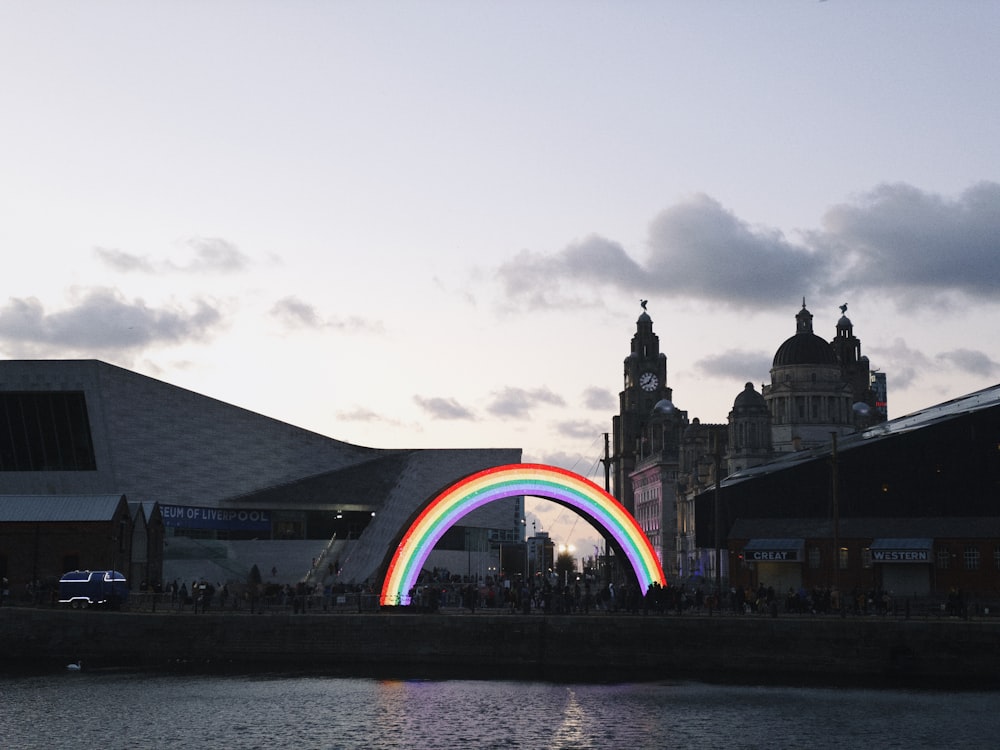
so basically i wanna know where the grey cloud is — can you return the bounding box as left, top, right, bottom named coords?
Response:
left=695, top=348, right=773, bottom=382
left=170, top=237, right=249, bottom=273
left=94, top=247, right=156, bottom=273
left=486, top=386, right=566, bottom=419
left=271, top=297, right=323, bottom=327
left=94, top=237, right=250, bottom=274
left=582, top=386, right=616, bottom=410
left=867, top=338, right=934, bottom=390
left=818, top=182, right=1000, bottom=301
left=555, top=420, right=604, bottom=440
left=334, top=407, right=404, bottom=427
left=335, top=407, right=383, bottom=422
left=497, top=236, right=644, bottom=310
left=645, top=195, right=825, bottom=307
left=270, top=296, right=384, bottom=334
left=0, top=289, right=223, bottom=354
left=496, top=182, right=1000, bottom=313
left=413, top=395, right=476, bottom=420
left=936, top=348, right=1000, bottom=378
left=497, top=196, right=824, bottom=311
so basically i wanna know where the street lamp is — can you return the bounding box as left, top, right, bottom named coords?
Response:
left=558, top=543, right=576, bottom=586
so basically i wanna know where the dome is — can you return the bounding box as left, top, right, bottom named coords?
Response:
left=651, top=398, right=675, bottom=416
left=773, top=299, right=839, bottom=367
left=733, top=382, right=766, bottom=409
left=772, top=333, right=838, bottom=367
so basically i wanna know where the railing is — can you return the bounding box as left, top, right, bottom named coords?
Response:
left=123, top=590, right=381, bottom=614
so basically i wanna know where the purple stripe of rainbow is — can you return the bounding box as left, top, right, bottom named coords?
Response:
left=380, top=463, right=665, bottom=606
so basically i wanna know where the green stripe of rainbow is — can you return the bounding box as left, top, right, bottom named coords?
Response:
left=380, top=463, right=665, bottom=606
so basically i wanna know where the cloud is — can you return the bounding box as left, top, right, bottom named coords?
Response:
left=695, top=348, right=773, bottom=382
left=495, top=182, right=1000, bottom=313
left=497, top=235, right=644, bottom=310
left=867, top=338, right=934, bottom=390
left=818, top=182, right=1000, bottom=302
left=936, top=348, right=1000, bottom=378
left=645, top=195, right=824, bottom=307
left=555, top=420, right=605, bottom=440
left=498, top=195, right=823, bottom=311
left=0, top=288, right=223, bottom=356
left=93, top=247, right=156, bottom=273
left=582, top=386, right=616, bottom=410
left=270, top=296, right=385, bottom=334
left=271, top=297, right=323, bottom=328
left=334, top=407, right=405, bottom=428
left=413, top=395, right=476, bottom=420
left=486, top=386, right=566, bottom=419
left=335, top=407, right=384, bottom=422
left=94, top=236, right=250, bottom=274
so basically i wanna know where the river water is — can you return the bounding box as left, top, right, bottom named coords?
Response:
left=5, top=670, right=997, bottom=749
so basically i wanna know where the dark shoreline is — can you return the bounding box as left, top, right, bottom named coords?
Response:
left=3, top=606, right=999, bottom=690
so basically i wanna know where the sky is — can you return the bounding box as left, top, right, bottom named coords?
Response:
left=2, top=2, right=999, bottom=564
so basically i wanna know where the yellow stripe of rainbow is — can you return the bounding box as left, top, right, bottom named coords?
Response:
left=380, top=463, right=665, bottom=606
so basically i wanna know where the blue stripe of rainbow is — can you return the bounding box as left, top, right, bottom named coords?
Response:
left=380, top=463, right=665, bottom=606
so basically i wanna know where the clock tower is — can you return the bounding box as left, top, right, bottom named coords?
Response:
left=612, top=302, right=669, bottom=514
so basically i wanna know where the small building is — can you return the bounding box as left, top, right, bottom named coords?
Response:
left=0, top=494, right=132, bottom=603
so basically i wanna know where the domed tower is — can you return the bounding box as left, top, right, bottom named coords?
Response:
left=831, top=303, right=885, bottom=428
left=727, top=382, right=772, bottom=474
left=763, top=300, right=855, bottom=452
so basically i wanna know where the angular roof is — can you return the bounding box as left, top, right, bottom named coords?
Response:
left=722, top=381, right=1000, bottom=490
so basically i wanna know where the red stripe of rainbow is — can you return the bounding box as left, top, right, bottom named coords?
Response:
left=380, top=463, right=665, bottom=606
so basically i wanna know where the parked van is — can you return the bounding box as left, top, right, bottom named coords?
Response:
left=58, top=570, right=129, bottom=608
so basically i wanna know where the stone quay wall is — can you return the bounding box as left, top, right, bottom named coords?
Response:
left=2, top=607, right=998, bottom=688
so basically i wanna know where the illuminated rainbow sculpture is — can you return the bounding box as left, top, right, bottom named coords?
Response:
left=379, top=463, right=666, bottom=606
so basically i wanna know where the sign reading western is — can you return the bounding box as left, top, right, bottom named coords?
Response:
left=161, top=504, right=271, bottom=532
left=871, top=549, right=930, bottom=562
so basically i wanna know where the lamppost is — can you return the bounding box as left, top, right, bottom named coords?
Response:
left=558, top=544, right=576, bottom=586
left=521, top=518, right=528, bottom=583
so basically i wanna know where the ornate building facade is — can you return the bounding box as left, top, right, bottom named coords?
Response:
left=614, top=300, right=887, bottom=583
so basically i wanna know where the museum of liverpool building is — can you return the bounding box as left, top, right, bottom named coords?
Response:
left=0, top=360, right=523, bottom=600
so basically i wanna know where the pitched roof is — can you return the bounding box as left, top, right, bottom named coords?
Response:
left=0, top=494, right=126, bottom=522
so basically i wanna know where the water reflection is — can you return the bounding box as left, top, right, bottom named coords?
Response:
left=5, top=672, right=998, bottom=750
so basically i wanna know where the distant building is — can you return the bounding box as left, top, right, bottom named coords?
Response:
left=614, top=300, right=889, bottom=583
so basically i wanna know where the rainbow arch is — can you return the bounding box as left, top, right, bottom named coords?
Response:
left=379, top=463, right=665, bottom=606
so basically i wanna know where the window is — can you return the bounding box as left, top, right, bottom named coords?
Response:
left=0, top=392, right=97, bottom=471
left=936, top=549, right=950, bottom=570
left=838, top=547, right=849, bottom=570
left=964, top=546, right=980, bottom=571
left=808, top=546, right=821, bottom=569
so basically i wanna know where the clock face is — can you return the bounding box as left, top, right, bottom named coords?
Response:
left=639, top=371, right=659, bottom=392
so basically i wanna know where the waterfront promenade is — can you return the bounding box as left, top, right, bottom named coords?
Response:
left=3, top=602, right=999, bottom=689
